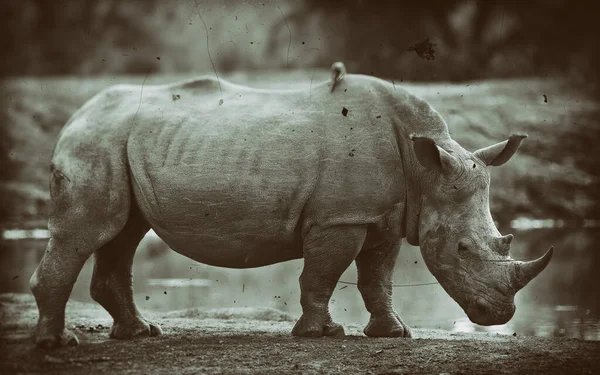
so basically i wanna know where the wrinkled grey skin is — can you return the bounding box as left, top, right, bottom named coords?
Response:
left=30, top=67, right=552, bottom=349
left=413, top=136, right=553, bottom=326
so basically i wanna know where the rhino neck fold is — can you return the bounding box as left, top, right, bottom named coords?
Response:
left=403, top=161, right=423, bottom=246
left=397, top=133, right=423, bottom=246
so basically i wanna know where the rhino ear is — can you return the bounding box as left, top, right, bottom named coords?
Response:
left=473, top=134, right=527, bottom=166
left=411, top=136, right=458, bottom=173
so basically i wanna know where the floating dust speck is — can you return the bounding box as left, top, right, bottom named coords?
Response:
left=341, top=107, right=348, bottom=116
left=407, top=37, right=436, bottom=60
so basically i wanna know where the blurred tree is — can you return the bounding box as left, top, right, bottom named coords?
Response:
left=1, top=0, right=598, bottom=85
left=0, top=123, right=20, bottom=230
left=267, top=0, right=463, bottom=79
left=0, top=0, right=164, bottom=76
left=267, top=0, right=599, bottom=85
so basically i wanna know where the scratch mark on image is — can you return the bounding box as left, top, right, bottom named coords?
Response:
left=131, top=73, right=148, bottom=126
left=193, top=0, right=223, bottom=105
left=500, top=7, right=505, bottom=35
left=308, top=47, right=320, bottom=98
left=277, top=5, right=291, bottom=67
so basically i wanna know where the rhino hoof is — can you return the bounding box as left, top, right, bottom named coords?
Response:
left=109, top=320, right=162, bottom=340
left=364, top=316, right=412, bottom=338
left=35, top=328, right=80, bottom=349
left=292, top=316, right=345, bottom=337
left=323, top=322, right=345, bottom=337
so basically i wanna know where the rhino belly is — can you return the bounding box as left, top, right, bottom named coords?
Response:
left=130, top=162, right=307, bottom=268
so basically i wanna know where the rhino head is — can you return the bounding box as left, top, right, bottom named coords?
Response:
left=411, top=134, right=553, bottom=326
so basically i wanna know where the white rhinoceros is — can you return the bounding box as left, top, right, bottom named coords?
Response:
left=30, top=64, right=553, bottom=348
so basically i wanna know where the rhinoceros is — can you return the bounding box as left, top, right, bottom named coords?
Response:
left=30, top=64, right=553, bottom=348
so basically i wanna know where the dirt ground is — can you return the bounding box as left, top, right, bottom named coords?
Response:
left=1, top=294, right=598, bottom=374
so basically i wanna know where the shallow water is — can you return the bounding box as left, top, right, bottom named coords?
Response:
left=1, top=227, right=599, bottom=340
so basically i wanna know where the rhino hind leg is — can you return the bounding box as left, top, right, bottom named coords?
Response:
left=30, top=236, right=88, bottom=349
left=355, top=241, right=412, bottom=338
left=90, top=202, right=162, bottom=340
left=30, top=154, right=132, bottom=348
left=292, top=225, right=367, bottom=338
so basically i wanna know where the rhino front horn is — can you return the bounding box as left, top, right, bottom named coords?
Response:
left=514, top=247, right=554, bottom=290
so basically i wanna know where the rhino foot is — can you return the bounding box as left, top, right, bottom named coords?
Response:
left=35, top=328, right=79, bottom=349
left=109, top=319, right=162, bottom=340
left=292, top=315, right=345, bottom=338
left=364, top=315, right=412, bottom=338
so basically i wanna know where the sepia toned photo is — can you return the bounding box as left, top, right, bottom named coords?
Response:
left=1, top=1, right=599, bottom=373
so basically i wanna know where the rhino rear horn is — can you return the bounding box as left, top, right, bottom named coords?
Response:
left=474, top=134, right=527, bottom=166
left=513, top=246, right=554, bottom=290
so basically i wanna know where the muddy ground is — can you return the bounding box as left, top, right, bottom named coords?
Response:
left=1, top=294, right=598, bottom=374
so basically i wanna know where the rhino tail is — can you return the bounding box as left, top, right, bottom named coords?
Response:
left=330, top=62, right=346, bottom=93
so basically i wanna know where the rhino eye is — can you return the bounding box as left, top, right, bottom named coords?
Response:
left=458, top=243, right=469, bottom=257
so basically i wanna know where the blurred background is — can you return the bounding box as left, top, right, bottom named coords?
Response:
left=1, top=0, right=599, bottom=83
left=1, top=0, right=599, bottom=340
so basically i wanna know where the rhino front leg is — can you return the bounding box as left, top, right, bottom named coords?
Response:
left=292, top=225, right=367, bottom=337
left=355, top=240, right=412, bottom=337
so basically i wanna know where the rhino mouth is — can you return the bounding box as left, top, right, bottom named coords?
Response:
left=465, top=297, right=516, bottom=326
